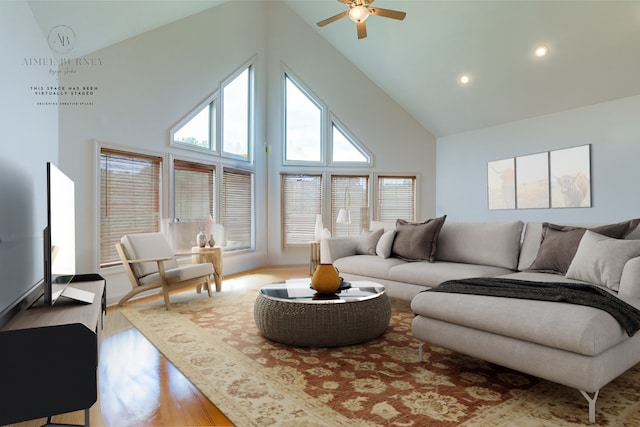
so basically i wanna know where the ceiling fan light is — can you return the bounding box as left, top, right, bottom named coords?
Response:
left=349, top=5, right=369, bottom=23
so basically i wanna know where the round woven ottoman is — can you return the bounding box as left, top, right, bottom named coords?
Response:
left=254, top=280, right=391, bottom=347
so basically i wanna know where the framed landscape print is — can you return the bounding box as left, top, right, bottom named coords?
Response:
left=487, top=158, right=515, bottom=210
left=550, top=144, right=591, bottom=208
left=516, top=152, right=549, bottom=209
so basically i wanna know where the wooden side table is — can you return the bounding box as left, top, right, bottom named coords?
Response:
left=191, top=246, right=223, bottom=292
left=309, top=241, right=321, bottom=276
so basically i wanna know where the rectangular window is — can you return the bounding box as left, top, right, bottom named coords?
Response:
left=174, top=159, right=215, bottom=222
left=331, top=175, right=369, bottom=237
left=282, top=174, right=322, bottom=246
left=377, top=176, right=416, bottom=222
left=100, top=148, right=162, bottom=267
left=222, top=168, right=252, bottom=250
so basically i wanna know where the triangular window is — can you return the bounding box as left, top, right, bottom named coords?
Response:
left=173, top=101, right=215, bottom=150
left=284, top=75, right=323, bottom=163
left=332, top=122, right=369, bottom=163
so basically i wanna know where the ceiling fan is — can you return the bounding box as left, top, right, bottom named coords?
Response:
left=316, top=0, right=406, bottom=39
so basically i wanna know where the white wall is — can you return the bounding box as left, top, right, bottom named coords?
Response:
left=57, top=2, right=269, bottom=302
left=0, top=2, right=58, bottom=309
left=436, top=94, right=640, bottom=224
left=266, top=2, right=437, bottom=265
left=52, top=1, right=437, bottom=303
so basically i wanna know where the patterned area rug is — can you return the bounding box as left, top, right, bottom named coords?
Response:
left=121, top=290, right=640, bottom=426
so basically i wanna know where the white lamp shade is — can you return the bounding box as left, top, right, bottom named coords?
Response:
left=336, top=208, right=351, bottom=224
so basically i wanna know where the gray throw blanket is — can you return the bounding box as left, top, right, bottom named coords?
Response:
left=427, top=277, right=640, bottom=336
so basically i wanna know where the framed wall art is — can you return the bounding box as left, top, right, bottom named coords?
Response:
left=516, top=152, right=549, bottom=209
left=550, top=144, right=591, bottom=208
left=487, top=144, right=592, bottom=210
left=487, top=158, right=515, bottom=210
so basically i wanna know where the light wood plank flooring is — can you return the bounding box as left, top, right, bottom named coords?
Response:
left=8, top=265, right=308, bottom=427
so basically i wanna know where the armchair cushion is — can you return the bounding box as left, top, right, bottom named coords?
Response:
left=121, top=233, right=179, bottom=278
left=138, top=262, right=214, bottom=285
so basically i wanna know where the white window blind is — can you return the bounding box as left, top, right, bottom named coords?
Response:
left=282, top=174, right=322, bottom=246
left=377, top=176, right=416, bottom=222
left=100, top=148, right=162, bottom=267
left=331, top=175, right=369, bottom=236
left=222, top=168, right=252, bottom=250
left=174, top=160, right=215, bottom=222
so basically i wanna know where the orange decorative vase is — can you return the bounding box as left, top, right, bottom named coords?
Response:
left=311, top=263, right=341, bottom=294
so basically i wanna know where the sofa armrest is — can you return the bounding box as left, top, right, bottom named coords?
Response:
left=619, top=256, right=640, bottom=299
left=320, top=237, right=359, bottom=263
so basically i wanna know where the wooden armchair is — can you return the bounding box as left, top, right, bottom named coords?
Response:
left=116, top=232, right=214, bottom=309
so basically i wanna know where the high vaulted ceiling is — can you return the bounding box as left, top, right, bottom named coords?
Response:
left=26, top=0, right=640, bottom=137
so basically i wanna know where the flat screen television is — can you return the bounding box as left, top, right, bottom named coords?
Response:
left=43, top=162, right=76, bottom=305
left=0, top=160, right=44, bottom=328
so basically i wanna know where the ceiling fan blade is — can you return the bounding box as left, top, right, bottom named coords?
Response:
left=317, top=10, right=349, bottom=27
left=368, top=7, right=406, bottom=20
left=337, top=0, right=352, bottom=4
left=356, top=20, right=367, bottom=39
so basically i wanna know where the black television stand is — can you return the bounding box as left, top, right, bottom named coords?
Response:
left=42, top=411, right=89, bottom=427
left=0, top=275, right=105, bottom=426
left=58, top=285, right=96, bottom=305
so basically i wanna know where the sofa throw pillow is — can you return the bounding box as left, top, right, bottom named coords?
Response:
left=391, top=216, right=447, bottom=262
left=566, top=231, right=640, bottom=290
left=356, top=228, right=384, bottom=255
left=527, top=218, right=640, bottom=275
left=619, top=257, right=640, bottom=299
left=376, top=229, right=396, bottom=259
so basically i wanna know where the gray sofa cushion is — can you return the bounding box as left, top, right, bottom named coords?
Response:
left=376, top=229, right=396, bottom=258
left=356, top=228, right=384, bottom=255
left=620, top=257, right=640, bottom=299
left=391, top=216, right=446, bottom=262
left=388, top=261, right=514, bottom=288
left=527, top=219, right=640, bottom=275
left=411, top=290, right=628, bottom=356
left=497, top=271, right=588, bottom=284
left=518, top=220, right=640, bottom=272
left=435, top=221, right=524, bottom=270
left=566, top=230, right=640, bottom=290
left=518, top=222, right=543, bottom=271
left=333, top=255, right=405, bottom=279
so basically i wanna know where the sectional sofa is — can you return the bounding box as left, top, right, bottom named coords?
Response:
left=320, top=218, right=640, bottom=422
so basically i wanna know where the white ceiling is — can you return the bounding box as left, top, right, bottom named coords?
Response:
left=27, top=0, right=225, bottom=57
left=26, top=0, right=640, bottom=137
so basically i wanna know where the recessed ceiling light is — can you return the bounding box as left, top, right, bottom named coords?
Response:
left=535, top=45, right=549, bottom=58
left=459, top=74, right=471, bottom=85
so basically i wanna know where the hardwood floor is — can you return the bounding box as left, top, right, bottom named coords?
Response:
left=8, top=265, right=309, bottom=427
